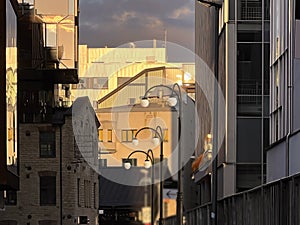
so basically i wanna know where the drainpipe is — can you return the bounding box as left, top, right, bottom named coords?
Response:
left=59, top=124, right=63, bottom=225
left=286, top=133, right=290, bottom=177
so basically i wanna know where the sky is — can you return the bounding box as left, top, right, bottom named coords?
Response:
left=79, top=0, right=195, bottom=51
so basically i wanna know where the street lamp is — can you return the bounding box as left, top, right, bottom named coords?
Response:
left=197, top=1, right=222, bottom=225
left=140, top=83, right=183, bottom=225
left=124, top=149, right=155, bottom=225
left=133, top=126, right=164, bottom=225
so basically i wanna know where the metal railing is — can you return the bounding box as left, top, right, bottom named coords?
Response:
left=164, top=173, right=300, bottom=225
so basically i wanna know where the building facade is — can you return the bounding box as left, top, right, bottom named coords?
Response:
left=0, top=102, right=100, bottom=225
left=1, top=1, right=100, bottom=225
left=193, top=0, right=270, bottom=203
left=267, top=0, right=300, bottom=182
left=0, top=0, right=19, bottom=209
left=72, top=44, right=195, bottom=109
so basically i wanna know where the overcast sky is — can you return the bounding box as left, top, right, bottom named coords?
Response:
left=79, top=0, right=195, bottom=51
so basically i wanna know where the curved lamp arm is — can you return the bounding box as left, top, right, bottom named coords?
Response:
left=134, top=126, right=164, bottom=143
left=125, top=150, right=154, bottom=165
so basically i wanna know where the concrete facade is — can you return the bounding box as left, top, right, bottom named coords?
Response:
left=267, top=0, right=300, bottom=182
left=193, top=0, right=270, bottom=203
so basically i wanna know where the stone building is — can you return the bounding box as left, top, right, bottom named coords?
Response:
left=1, top=97, right=100, bottom=225
left=1, top=1, right=100, bottom=225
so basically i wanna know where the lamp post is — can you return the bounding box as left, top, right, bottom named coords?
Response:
left=197, top=1, right=222, bottom=225
left=140, top=83, right=183, bottom=225
left=132, top=126, right=164, bottom=225
left=124, top=149, right=155, bottom=225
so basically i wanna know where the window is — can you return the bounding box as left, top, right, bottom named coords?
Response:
left=107, top=129, right=113, bottom=142
left=93, top=183, right=97, bottom=208
left=77, top=178, right=81, bottom=207
left=4, top=190, right=17, bottom=205
left=75, top=77, right=108, bottom=89
left=40, top=176, right=56, bottom=205
left=296, top=0, right=300, bottom=19
left=238, top=0, right=262, bottom=20
left=40, top=131, right=56, bottom=158
left=163, top=129, right=168, bottom=142
left=77, top=78, right=86, bottom=89
left=98, top=129, right=103, bottom=142
left=93, top=77, right=108, bottom=89
left=122, top=158, right=137, bottom=167
left=84, top=180, right=91, bottom=208
left=44, top=24, right=57, bottom=47
left=99, top=158, right=107, bottom=168
left=121, top=129, right=137, bottom=142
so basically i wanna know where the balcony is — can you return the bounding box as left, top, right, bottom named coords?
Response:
left=18, top=67, right=78, bottom=84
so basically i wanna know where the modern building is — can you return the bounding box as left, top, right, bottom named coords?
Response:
left=72, top=44, right=195, bottom=109
left=1, top=1, right=100, bottom=225
left=0, top=0, right=19, bottom=209
left=193, top=0, right=270, bottom=203
left=267, top=0, right=300, bottom=182
left=94, top=66, right=197, bottom=221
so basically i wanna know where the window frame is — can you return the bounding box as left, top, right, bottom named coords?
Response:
left=40, top=131, right=56, bottom=158
left=40, top=175, right=56, bottom=206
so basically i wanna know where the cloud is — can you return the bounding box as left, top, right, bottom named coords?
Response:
left=112, top=11, right=137, bottom=24
left=79, top=0, right=195, bottom=50
left=169, top=6, right=193, bottom=19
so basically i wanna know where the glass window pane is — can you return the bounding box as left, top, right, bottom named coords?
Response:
left=122, top=130, right=127, bottom=142
left=237, top=118, right=262, bottom=163
left=45, top=24, right=57, bottom=47
left=237, top=43, right=262, bottom=93
left=40, top=131, right=56, bottom=157
left=35, top=0, right=69, bottom=15
left=40, top=176, right=56, bottom=205
left=297, top=0, right=300, bottom=19
left=98, top=129, right=103, bottom=142
left=108, top=129, right=112, bottom=142
left=237, top=23, right=262, bottom=42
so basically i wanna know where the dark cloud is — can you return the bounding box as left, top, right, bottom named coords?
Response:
left=79, top=0, right=194, bottom=50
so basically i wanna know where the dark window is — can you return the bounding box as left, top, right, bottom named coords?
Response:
left=40, top=131, right=56, bottom=157
left=237, top=118, right=262, bottom=163
left=121, top=129, right=137, bottom=142
left=99, top=158, right=107, bottom=168
left=237, top=25, right=262, bottom=42
left=77, top=178, right=81, bottom=207
left=4, top=190, right=17, bottom=205
left=40, top=176, right=56, bottom=205
left=93, top=183, right=97, bottom=208
left=296, top=0, right=300, bottom=19
left=84, top=180, right=91, bottom=208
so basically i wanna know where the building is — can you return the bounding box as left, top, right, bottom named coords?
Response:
left=1, top=1, right=100, bottom=225
left=267, top=0, right=300, bottom=182
left=93, top=66, right=197, bottom=221
left=0, top=97, right=100, bottom=225
left=193, top=0, right=270, bottom=203
left=0, top=0, right=19, bottom=208
left=72, top=44, right=195, bottom=109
